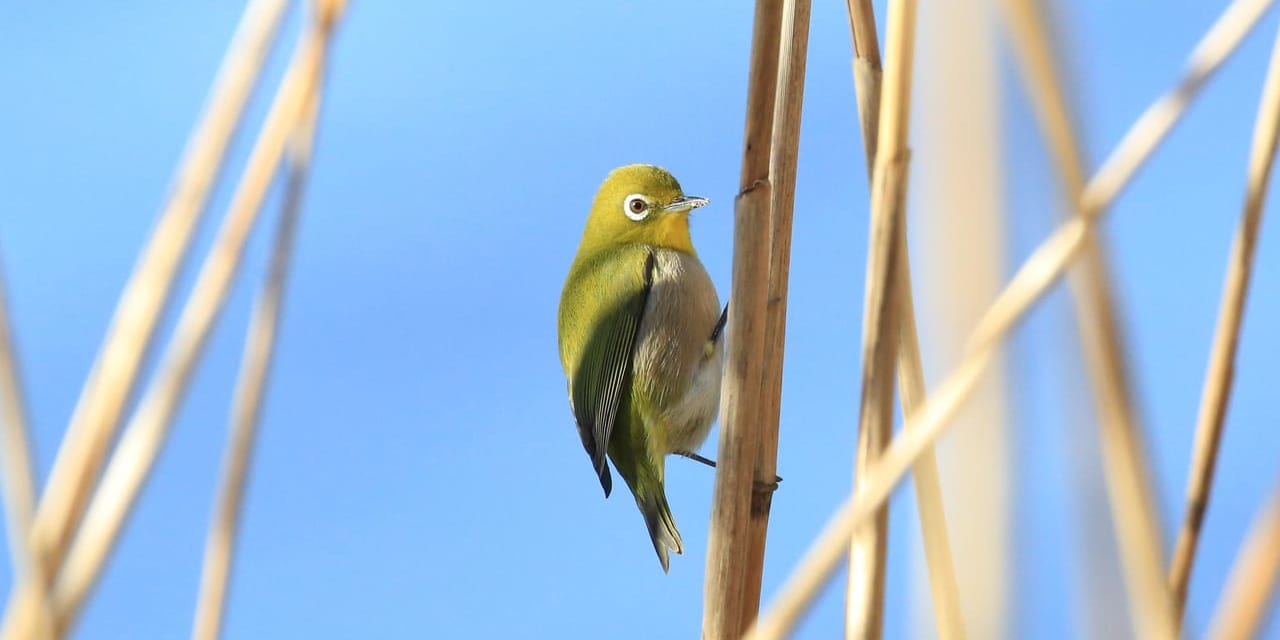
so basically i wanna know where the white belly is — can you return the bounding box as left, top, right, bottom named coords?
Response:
left=632, top=249, right=723, bottom=454
left=662, top=346, right=723, bottom=453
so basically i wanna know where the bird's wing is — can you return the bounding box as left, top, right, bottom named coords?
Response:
left=570, top=248, right=656, bottom=498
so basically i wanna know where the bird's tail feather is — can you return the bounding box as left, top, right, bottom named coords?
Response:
left=636, top=489, right=684, bottom=573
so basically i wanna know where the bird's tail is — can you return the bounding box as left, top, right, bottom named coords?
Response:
left=634, top=487, right=684, bottom=573
left=609, top=410, right=684, bottom=572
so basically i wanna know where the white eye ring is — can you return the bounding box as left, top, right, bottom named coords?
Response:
left=623, top=194, right=651, bottom=221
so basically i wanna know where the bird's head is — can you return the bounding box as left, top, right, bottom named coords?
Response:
left=579, top=164, right=708, bottom=255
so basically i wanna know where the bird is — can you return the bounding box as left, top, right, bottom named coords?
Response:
left=557, top=164, right=726, bottom=572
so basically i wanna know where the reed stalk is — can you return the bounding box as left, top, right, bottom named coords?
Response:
left=745, top=2, right=1274, bottom=634
left=191, top=41, right=326, bottom=640
left=0, top=263, right=50, bottom=640
left=999, top=1, right=1171, bottom=636
left=1205, top=480, right=1280, bottom=640
left=738, top=0, right=812, bottom=624
left=701, top=0, right=783, bottom=636
left=0, top=2, right=291, bottom=637
left=846, top=0, right=917, bottom=636
left=47, top=5, right=345, bottom=631
left=1170, top=15, right=1280, bottom=630
left=844, top=1, right=965, bottom=638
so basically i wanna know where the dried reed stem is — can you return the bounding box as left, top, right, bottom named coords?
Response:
left=191, top=65, right=324, bottom=640
left=846, top=0, right=882, bottom=175
left=47, top=7, right=344, bottom=631
left=701, top=0, right=781, bottom=636
left=1206, top=480, right=1280, bottom=640
left=846, top=1, right=966, bottom=637
left=1170, top=19, right=1280, bottom=629
left=0, top=2, right=291, bottom=638
left=749, top=349, right=995, bottom=640
left=999, top=1, right=1172, bottom=637
left=739, top=0, right=811, bottom=621
left=24, top=0, right=291, bottom=573
left=1084, top=0, right=1277, bottom=215
left=747, top=2, right=1273, bottom=634
left=704, top=183, right=772, bottom=637
left=846, top=0, right=917, bottom=637
left=970, top=0, right=1275, bottom=353
left=0, top=263, right=52, bottom=640
left=913, top=0, right=1013, bottom=632
left=895, top=271, right=967, bottom=640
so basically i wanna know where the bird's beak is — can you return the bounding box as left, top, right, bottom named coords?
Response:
left=663, top=195, right=710, bottom=214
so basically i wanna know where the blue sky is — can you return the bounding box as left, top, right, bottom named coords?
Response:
left=1, top=1, right=1278, bottom=638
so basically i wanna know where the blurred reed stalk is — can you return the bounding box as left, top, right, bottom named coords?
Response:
left=912, top=0, right=1011, bottom=634
left=24, top=0, right=291, bottom=577
left=191, top=32, right=329, bottom=640
left=0, top=265, right=52, bottom=640
left=702, top=0, right=805, bottom=635
left=746, top=1, right=1275, bottom=635
left=1170, top=14, right=1280, bottom=632
left=1206, top=479, right=1280, bottom=639
left=845, top=0, right=881, bottom=173
left=844, top=1, right=966, bottom=638
left=0, top=1, right=345, bottom=637
left=48, top=4, right=345, bottom=633
left=844, top=0, right=918, bottom=637
left=998, top=1, right=1173, bottom=637
left=970, top=0, right=1276, bottom=353
left=0, top=1, right=293, bottom=637
left=1000, top=5, right=1126, bottom=634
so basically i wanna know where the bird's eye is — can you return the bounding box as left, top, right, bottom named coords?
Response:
left=623, top=194, right=650, bottom=221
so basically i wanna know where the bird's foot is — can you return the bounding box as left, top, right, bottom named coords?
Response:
left=673, top=450, right=783, bottom=485
left=674, top=450, right=717, bottom=469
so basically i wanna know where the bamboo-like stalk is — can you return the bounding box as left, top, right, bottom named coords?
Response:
left=895, top=266, right=969, bottom=640
left=746, top=2, right=1274, bottom=634
left=1206, top=480, right=1280, bottom=640
left=1083, top=0, right=1276, bottom=216
left=701, top=0, right=782, bottom=636
left=740, top=0, right=810, bottom=623
left=0, top=3, right=291, bottom=638
left=970, top=0, right=1276, bottom=353
left=996, top=4, right=1124, bottom=636
left=846, top=0, right=882, bottom=175
left=1170, top=18, right=1280, bottom=629
left=998, top=1, right=1172, bottom=637
left=845, top=1, right=966, bottom=637
left=912, top=0, right=1012, bottom=634
left=0, top=263, right=52, bottom=640
left=704, top=185, right=772, bottom=637
left=191, top=61, right=325, bottom=640
left=749, top=349, right=996, bottom=640
left=46, top=7, right=345, bottom=631
left=23, top=0, right=291, bottom=573
left=846, top=0, right=917, bottom=636
left=0, top=268, right=34, bottom=544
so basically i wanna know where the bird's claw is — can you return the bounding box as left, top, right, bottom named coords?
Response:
left=674, top=450, right=782, bottom=487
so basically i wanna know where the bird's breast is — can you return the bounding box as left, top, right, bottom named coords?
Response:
left=632, top=249, right=723, bottom=451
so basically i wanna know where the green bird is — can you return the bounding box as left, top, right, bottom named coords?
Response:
left=558, top=164, right=726, bottom=572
